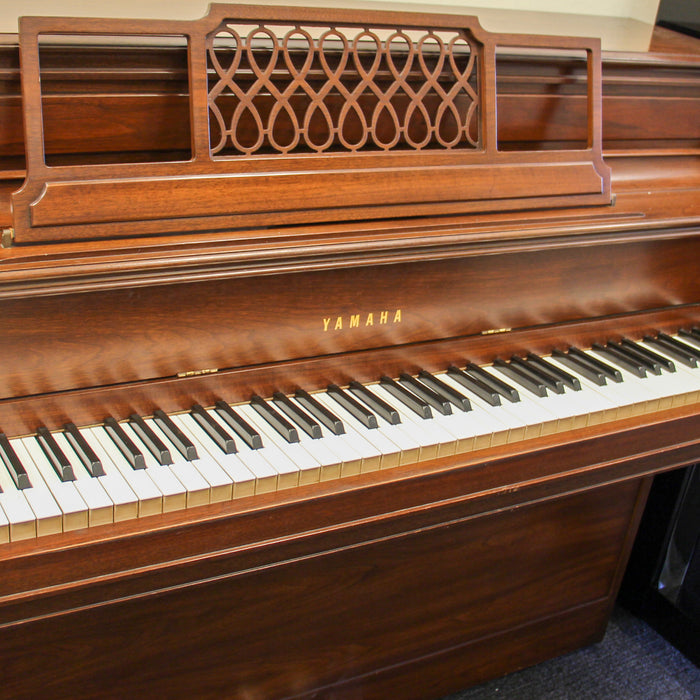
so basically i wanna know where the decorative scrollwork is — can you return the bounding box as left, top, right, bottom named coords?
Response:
left=207, top=21, right=480, bottom=157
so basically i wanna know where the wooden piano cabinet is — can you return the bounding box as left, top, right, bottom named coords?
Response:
left=0, top=476, right=650, bottom=700
left=0, top=7, right=697, bottom=699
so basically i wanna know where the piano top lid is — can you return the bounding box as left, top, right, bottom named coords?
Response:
left=10, top=3, right=611, bottom=247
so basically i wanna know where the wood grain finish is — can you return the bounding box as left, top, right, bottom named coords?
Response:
left=1, top=230, right=698, bottom=404
left=0, top=11, right=698, bottom=700
left=9, top=4, right=611, bottom=244
left=0, top=481, right=648, bottom=700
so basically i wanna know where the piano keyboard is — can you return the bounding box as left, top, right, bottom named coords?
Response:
left=1, top=331, right=699, bottom=543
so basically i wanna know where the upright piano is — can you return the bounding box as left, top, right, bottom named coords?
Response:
left=0, top=5, right=698, bottom=698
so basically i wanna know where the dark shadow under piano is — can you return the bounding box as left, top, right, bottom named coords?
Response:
left=443, top=606, right=699, bottom=700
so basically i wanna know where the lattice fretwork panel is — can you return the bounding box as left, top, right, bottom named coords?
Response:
left=206, top=21, right=481, bottom=156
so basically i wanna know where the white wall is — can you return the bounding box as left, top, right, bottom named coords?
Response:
left=0, top=0, right=660, bottom=51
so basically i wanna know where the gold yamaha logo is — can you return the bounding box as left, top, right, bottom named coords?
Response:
left=323, top=309, right=402, bottom=331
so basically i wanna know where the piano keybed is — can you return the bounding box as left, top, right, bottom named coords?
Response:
left=2, top=330, right=698, bottom=544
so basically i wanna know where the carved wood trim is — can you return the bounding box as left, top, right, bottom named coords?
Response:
left=12, top=4, right=611, bottom=245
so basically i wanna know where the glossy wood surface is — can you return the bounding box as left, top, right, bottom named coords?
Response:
left=0, top=11, right=698, bottom=700
left=0, top=479, right=649, bottom=699
left=8, top=4, right=611, bottom=244
left=0, top=231, right=697, bottom=404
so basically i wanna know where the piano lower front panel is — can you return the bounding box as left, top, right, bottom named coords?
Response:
left=0, top=477, right=649, bottom=700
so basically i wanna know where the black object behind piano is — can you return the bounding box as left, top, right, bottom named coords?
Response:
left=620, top=464, right=700, bottom=666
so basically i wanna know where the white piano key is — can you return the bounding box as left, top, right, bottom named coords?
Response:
left=174, top=411, right=260, bottom=498
left=355, top=384, right=423, bottom=465
left=486, top=366, right=563, bottom=436
left=81, top=428, right=148, bottom=519
left=312, top=392, right=386, bottom=473
left=289, top=394, right=369, bottom=476
left=20, top=436, right=88, bottom=532
left=546, top=357, right=621, bottom=425
left=9, top=439, right=63, bottom=537
left=264, top=403, right=347, bottom=482
left=197, top=407, right=280, bottom=495
left=93, top=424, right=187, bottom=513
left=236, top=404, right=308, bottom=487
left=613, top=357, right=679, bottom=411
left=170, top=414, right=236, bottom=503
left=0, top=462, right=37, bottom=541
left=238, top=404, right=317, bottom=487
left=53, top=432, right=114, bottom=527
left=372, top=383, right=456, bottom=461
left=0, top=501, right=9, bottom=543
left=409, top=391, right=479, bottom=455
left=411, top=379, right=504, bottom=454
left=588, top=349, right=660, bottom=416
left=317, top=391, right=404, bottom=469
left=139, top=418, right=211, bottom=510
left=437, top=372, right=520, bottom=447
left=638, top=340, right=700, bottom=405
left=141, top=418, right=212, bottom=508
left=498, top=366, right=596, bottom=432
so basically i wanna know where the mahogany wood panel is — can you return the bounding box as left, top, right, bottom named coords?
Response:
left=2, top=35, right=697, bottom=162
left=28, top=161, right=605, bottom=228
left=0, top=232, right=698, bottom=403
left=2, top=33, right=697, bottom=229
left=0, top=480, right=648, bottom=699
left=10, top=5, right=611, bottom=244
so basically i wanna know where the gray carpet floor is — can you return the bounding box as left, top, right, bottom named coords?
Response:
left=442, top=607, right=700, bottom=699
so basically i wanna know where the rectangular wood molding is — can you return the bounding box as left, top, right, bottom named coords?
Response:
left=12, top=4, right=611, bottom=245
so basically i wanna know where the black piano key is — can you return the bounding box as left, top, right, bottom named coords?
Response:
left=592, top=343, right=647, bottom=378
left=64, top=422, right=105, bottom=476
left=273, top=392, right=322, bottom=439
left=400, top=373, right=453, bottom=415
left=526, top=353, right=581, bottom=391
left=511, top=355, right=565, bottom=394
left=620, top=339, right=675, bottom=373
left=447, top=366, right=501, bottom=406
left=327, top=384, right=378, bottom=429
left=465, top=363, right=520, bottom=403
left=493, top=359, right=548, bottom=397
left=611, top=341, right=662, bottom=375
left=417, top=371, right=472, bottom=412
left=349, top=381, right=401, bottom=425
left=0, top=433, right=31, bottom=490
left=36, top=426, right=75, bottom=481
left=679, top=328, right=700, bottom=347
left=191, top=404, right=237, bottom=454
left=294, top=390, right=345, bottom=435
left=380, top=376, right=432, bottom=419
left=644, top=336, right=697, bottom=368
left=215, top=401, right=264, bottom=449
left=153, top=409, right=199, bottom=460
left=251, top=395, right=300, bottom=443
left=128, top=414, right=172, bottom=465
left=568, top=347, right=623, bottom=383
left=104, top=417, right=146, bottom=470
left=658, top=332, right=700, bottom=361
left=552, top=348, right=607, bottom=386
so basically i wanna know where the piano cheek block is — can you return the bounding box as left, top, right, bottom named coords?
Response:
left=0, top=4, right=699, bottom=700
